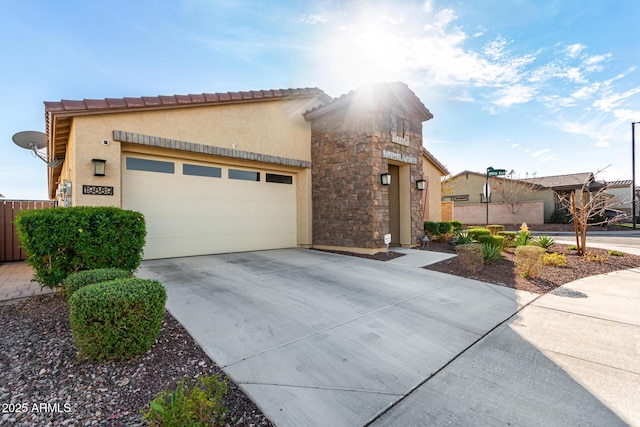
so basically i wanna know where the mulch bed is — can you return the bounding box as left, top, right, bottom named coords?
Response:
left=0, top=294, right=274, bottom=426
left=422, top=242, right=640, bottom=294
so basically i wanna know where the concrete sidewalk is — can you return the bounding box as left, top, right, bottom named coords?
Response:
left=0, top=261, right=55, bottom=302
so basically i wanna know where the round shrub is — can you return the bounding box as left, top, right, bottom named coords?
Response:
left=486, top=224, right=504, bottom=235
left=467, top=228, right=491, bottom=241
left=477, top=235, right=505, bottom=251
left=515, top=246, right=546, bottom=278
left=69, top=278, right=166, bottom=361
left=497, top=231, right=517, bottom=247
left=455, top=243, right=483, bottom=273
left=449, top=220, right=463, bottom=233
left=64, top=268, right=132, bottom=300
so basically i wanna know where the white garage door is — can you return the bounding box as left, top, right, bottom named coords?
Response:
left=122, top=154, right=297, bottom=259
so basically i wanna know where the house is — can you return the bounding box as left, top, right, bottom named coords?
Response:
left=44, top=82, right=447, bottom=259
left=601, top=180, right=635, bottom=216
left=442, top=171, right=602, bottom=224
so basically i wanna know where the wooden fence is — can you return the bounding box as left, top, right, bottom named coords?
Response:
left=0, top=200, right=55, bottom=262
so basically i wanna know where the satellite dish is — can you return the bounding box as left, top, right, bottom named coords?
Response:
left=12, top=131, right=47, bottom=150
left=11, top=130, right=62, bottom=168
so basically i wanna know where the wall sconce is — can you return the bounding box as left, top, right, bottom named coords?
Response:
left=416, top=179, right=426, bottom=190
left=380, top=173, right=391, bottom=186
left=92, top=159, right=106, bottom=176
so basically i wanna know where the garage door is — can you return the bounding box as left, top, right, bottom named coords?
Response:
left=122, top=154, right=297, bottom=259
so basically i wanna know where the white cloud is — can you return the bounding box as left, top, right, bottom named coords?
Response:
left=565, top=43, right=586, bottom=58
left=511, top=143, right=520, bottom=149
left=493, top=84, right=537, bottom=106
left=531, top=148, right=558, bottom=162
left=302, top=14, right=328, bottom=24
left=595, top=140, right=610, bottom=148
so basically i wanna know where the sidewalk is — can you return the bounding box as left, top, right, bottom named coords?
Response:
left=0, top=261, right=56, bottom=302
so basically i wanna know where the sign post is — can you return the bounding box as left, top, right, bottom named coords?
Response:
left=485, top=167, right=506, bottom=225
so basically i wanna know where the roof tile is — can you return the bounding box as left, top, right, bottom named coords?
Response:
left=61, top=100, right=87, bottom=110
left=141, top=96, right=162, bottom=106
left=203, top=93, right=220, bottom=102
left=189, top=94, right=206, bottom=103
left=84, top=99, right=109, bottom=110
left=124, top=97, right=146, bottom=108
left=105, top=98, right=128, bottom=109
left=158, top=95, right=178, bottom=105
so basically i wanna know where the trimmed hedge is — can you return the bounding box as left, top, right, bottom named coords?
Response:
left=456, top=243, right=483, bottom=273
left=477, top=235, right=505, bottom=250
left=467, top=228, right=491, bottom=241
left=64, top=268, right=132, bottom=300
left=486, top=224, right=504, bottom=235
left=449, top=220, right=463, bottom=233
left=497, top=231, right=517, bottom=247
left=515, top=246, right=546, bottom=278
left=69, top=278, right=166, bottom=361
left=15, top=206, right=146, bottom=288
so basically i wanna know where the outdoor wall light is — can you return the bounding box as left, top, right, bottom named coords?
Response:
left=92, top=159, right=106, bottom=176
left=416, top=179, right=426, bottom=190
left=380, top=173, right=391, bottom=186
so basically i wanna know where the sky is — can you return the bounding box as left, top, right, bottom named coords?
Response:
left=1, top=0, right=639, bottom=199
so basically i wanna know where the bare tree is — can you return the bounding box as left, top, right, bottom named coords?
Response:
left=555, top=168, right=618, bottom=256
left=491, top=171, right=541, bottom=226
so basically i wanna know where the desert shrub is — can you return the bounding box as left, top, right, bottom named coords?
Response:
left=544, top=252, right=567, bottom=267
left=532, top=235, right=555, bottom=250
left=608, top=250, right=625, bottom=257
left=585, top=252, right=608, bottom=263
left=467, top=228, right=491, bottom=241
left=456, top=243, right=483, bottom=273
left=452, top=232, right=473, bottom=246
left=477, top=235, right=505, bottom=251
left=515, top=231, right=532, bottom=246
left=15, top=206, right=146, bottom=288
left=423, top=221, right=440, bottom=236
left=481, top=243, right=502, bottom=264
left=486, top=224, right=504, bottom=235
left=497, top=231, right=517, bottom=247
left=69, top=278, right=166, bottom=361
left=567, top=245, right=578, bottom=250
left=64, top=268, right=132, bottom=300
left=449, top=220, right=463, bottom=233
left=142, top=375, right=228, bottom=426
left=515, top=246, right=545, bottom=278
left=549, top=209, right=570, bottom=224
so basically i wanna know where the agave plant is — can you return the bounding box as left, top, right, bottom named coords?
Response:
left=532, top=235, right=555, bottom=250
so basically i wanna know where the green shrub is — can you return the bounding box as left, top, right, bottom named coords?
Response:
left=515, top=231, right=532, bottom=246
left=549, top=209, right=570, bottom=224
left=424, top=221, right=440, bottom=236
left=467, top=226, right=484, bottom=230
left=449, top=220, right=463, bottom=233
left=477, top=235, right=505, bottom=251
left=481, top=243, right=502, bottom=264
left=64, top=268, right=132, bottom=300
left=515, top=246, right=545, bottom=278
left=467, top=228, right=491, bottom=241
left=608, top=250, right=624, bottom=257
left=142, top=376, right=228, bottom=426
left=456, top=243, right=483, bottom=273
left=497, top=231, right=517, bottom=247
left=486, top=224, right=504, bottom=235
left=437, top=221, right=453, bottom=235
left=15, top=206, right=146, bottom=288
left=69, top=278, right=166, bottom=361
left=567, top=245, right=578, bottom=250
left=532, top=235, right=555, bottom=250
left=453, top=232, right=473, bottom=246
left=544, top=252, right=567, bottom=267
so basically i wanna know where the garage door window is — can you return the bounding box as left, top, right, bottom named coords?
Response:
left=229, top=169, right=260, bottom=181
left=266, top=173, right=293, bottom=184
left=126, top=157, right=174, bottom=174
left=183, top=164, right=222, bottom=178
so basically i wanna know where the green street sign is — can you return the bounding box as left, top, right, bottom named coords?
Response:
left=487, top=168, right=506, bottom=177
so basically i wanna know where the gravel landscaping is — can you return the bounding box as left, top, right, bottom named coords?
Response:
left=0, top=293, right=274, bottom=427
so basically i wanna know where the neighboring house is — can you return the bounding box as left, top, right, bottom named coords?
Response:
left=601, top=180, right=634, bottom=216
left=44, top=82, right=447, bottom=258
left=443, top=171, right=602, bottom=223
left=421, top=147, right=450, bottom=223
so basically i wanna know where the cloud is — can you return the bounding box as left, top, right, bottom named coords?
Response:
left=531, top=148, right=558, bottom=162
left=301, top=14, right=328, bottom=24
left=511, top=143, right=520, bottom=149
left=493, top=84, right=537, bottom=106
left=565, top=43, right=587, bottom=58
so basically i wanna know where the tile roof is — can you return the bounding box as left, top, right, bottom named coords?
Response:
left=304, top=82, right=433, bottom=121
left=44, top=87, right=330, bottom=114
left=604, top=180, right=633, bottom=187
left=520, top=172, right=594, bottom=189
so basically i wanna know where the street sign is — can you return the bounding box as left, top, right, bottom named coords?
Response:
left=487, top=169, right=506, bottom=177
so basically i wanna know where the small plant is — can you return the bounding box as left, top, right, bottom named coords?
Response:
left=486, top=224, right=504, bottom=235
left=608, top=250, right=625, bottom=257
left=453, top=233, right=473, bottom=246
left=467, top=228, right=491, bottom=241
left=532, top=235, right=555, bottom=250
left=497, top=231, right=517, bottom=247
left=543, top=252, right=567, bottom=267
left=515, top=245, right=545, bottom=278
left=481, top=243, right=502, bottom=264
left=63, top=268, right=132, bottom=300
left=143, top=375, right=228, bottom=426
left=449, top=220, right=463, bottom=233
left=69, top=278, right=166, bottom=361
left=567, top=245, right=578, bottom=250
left=455, top=243, right=483, bottom=273
left=423, top=221, right=440, bottom=237
left=585, top=252, right=608, bottom=263
left=477, top=235, right=505, bottom=251
left=515, top=231, right=531, bottom=246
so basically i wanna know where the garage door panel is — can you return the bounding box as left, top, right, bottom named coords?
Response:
left=122, top=155, right=297, bottom=259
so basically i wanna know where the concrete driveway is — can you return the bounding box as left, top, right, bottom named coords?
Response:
left=138, top=248, right=637, bottom=426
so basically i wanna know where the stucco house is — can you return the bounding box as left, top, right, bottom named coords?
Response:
left=442, top=171, right=603, bottom=224
left=44, top=82, right=447, bottom=259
